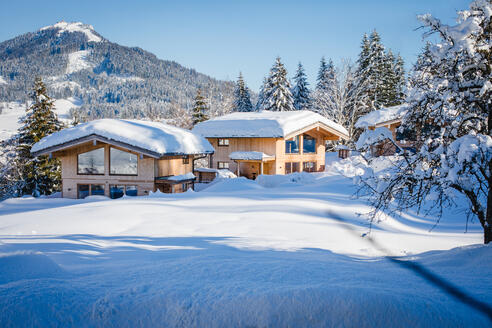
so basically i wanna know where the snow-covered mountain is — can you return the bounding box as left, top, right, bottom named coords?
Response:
left=0, top=21, right=234, bottom=134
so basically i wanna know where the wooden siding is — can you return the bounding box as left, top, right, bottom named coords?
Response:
left=155, top=157, right=192, bottom=177
left=207, top=127, right=341, bottom=177
left=55, top=141, right=193, bottom=198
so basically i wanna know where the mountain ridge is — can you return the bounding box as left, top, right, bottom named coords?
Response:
left=0, top=21, right=234, bottom=125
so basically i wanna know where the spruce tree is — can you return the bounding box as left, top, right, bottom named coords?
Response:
left=255, top=77, right=268, bottom=111
left=16, top=77, right=63, bottom=196
left=291, top=62, right=311, bottom=110
left=191, top=89, right=209, bottom=125
left=316, top=57, right=329, bottom=89
left=261, top=57, right=295, bottom=112
left=313, top=59, right=338, bottom=118
left=232, top=73, right=253, bottom=112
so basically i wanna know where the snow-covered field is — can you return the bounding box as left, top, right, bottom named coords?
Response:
left=0, top=154, right=490, bottom=326
left=0, top=98, right=81, bottom=141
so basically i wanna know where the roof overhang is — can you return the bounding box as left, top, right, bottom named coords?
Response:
left=284, top=122, right=349, bottom=141
left=374, top=119, right=402, bottom=128
left=31, top=134, right=214, bottom=158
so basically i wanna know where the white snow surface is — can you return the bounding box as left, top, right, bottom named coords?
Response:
left=193, top=110, right=349, bottom=138
left=229, top=151, right=275, bottom=161
left=0, top=153, right=490, bottom=326
left=31, top=119, right=214, bottom=156
left=40, top=21, right=102, bottom=42
left=66, top=50, right=93, bottom=74
left=0, top=153, right=492, bottom=327
left=163, top=172, right=196, bottom=181
left=355, top=104, right=408, bottom=128
left=0, top=76, right=7, bottom=85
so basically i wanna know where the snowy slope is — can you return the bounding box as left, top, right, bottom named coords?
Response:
left=0, top=98, right=81, bottom=141
left=0, top=155, right=489, bottom=326
left=66, top=50, right=94, bottom=74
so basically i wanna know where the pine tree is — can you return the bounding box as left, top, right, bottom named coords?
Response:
left=291, top=62, right=311, bottom=110
left=261, top=57, right=295, bottom=112
left=232, top=73, right=253, bottom=112
left=316, top=57, right=329, bottom=89
left=191, top=89, right=209, bottom=125
left=255, top=77, right=268, bottom=111
left=313, top=59, right=338, bottom=118
left=16, top=77, right=63, bottom=196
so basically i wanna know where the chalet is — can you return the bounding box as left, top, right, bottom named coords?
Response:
left=355, top=105, right=412, bottom=156
left=192, top=110, right=349, bottom=178
left=31, top=119, right=214, bottom=199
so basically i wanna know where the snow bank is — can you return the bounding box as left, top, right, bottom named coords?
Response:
left=355, top=104, right=407, bottom=128
left=0, top=76, right=7, bottom=85
left=0, top=252, right=64, bottom=284
left=256, top=172, right=316, bottom=188
left=356, top=127, right=395, bottom=150
left=193, top=110, right=348, bottom=138
left=31, top=119, right=214, bottom=156
left=40, top=21, right=102, bottom=43
left=202, top=177, right=264, bottom=193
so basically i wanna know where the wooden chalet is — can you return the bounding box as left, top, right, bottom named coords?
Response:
left=31, top=119, right=214, bottom=199
left=192, top=110, right=349, bottom=179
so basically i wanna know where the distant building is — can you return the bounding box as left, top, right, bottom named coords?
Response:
left=31, top=119, right=214, bottom=199
left=192, top=110, right=349, bottom=179
left=355, top=105, right=413, bottom=156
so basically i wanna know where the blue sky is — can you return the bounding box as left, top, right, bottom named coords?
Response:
left=0, top=0, right=469, bottom=91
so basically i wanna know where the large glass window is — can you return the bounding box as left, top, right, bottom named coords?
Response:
left=303, top=135, right=316, bottom=153
left=91, top=184, right=105, bottom=196
left=285, top=136, right=300, bottom=154
left=285, top=162, right=300, bottom=174
left=303, top=161, right=316, bottom=172
left=78, top=184, right=89, bottom=199
left=110, top=147, right=138, bottom=175
left=110, top=185, right=137, bottom=199
left=78, top=148, right=105, bottom=175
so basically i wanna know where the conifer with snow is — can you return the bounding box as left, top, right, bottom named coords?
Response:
left=191, top=89, right=209, bottom=125
left=260, top=57, right=295, bottom=112
left=291, top=63, right=311, bottom=110
left=357, top=0, right=492, bottom=243
left=232, top=73, right=254, bottom=112
left=15, top=77, right=63, bottom=196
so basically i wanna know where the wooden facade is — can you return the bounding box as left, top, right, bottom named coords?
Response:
left=51, top=140, right=197, bottom=199
left=207, top=125, right=344, bottom=178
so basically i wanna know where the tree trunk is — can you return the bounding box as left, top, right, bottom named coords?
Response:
left=485, top=224, right=492, bottom=244
left=486, top=159, right=492, bottom=244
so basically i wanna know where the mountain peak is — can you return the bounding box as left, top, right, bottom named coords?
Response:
left=40, top=21, right=103, bottom=43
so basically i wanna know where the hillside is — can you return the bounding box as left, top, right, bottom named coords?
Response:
left=0, top=22, right=234, bottom=130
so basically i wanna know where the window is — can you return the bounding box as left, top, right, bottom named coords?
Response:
left=78, top=148, right=104, bottom=175
left=285, top=136, right=300, bottom=153
left=303, top=161, right=316, bottom=172
left=110, top=147, right=138, bottom=175
left=110, top=185, right=138, bottom=199
left=78, top=184, right=105, bottom=199
left=303, top=135, right=316, bottom=153
left=182, top=156, right=189, bottom=164
left=78, top=184, right=89, bottom=199
left=285, top=162, right=300, bottom=174
left=218, top=138, right=229, bottom=146
left=218, top=161, right=229, bottom=169
left=91, top=184, right=105, bottom=196
left=125, top=185, right=137, bottom=196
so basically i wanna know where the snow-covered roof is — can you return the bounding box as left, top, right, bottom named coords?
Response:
left=355, top=105, right=407, bottom=129
left=157, top=172, right=196, bottom=181
left=193, top=110, right=349, bottom=139
left=31, top=119, right=214, bottom=157
left=229, top=151, right=275, bottom=161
